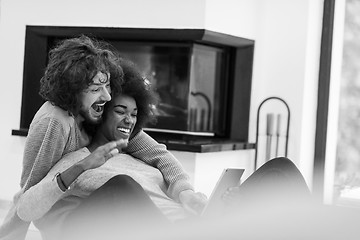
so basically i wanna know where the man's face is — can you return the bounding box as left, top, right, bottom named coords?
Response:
left=102, top=94, right=138, bottom=142
left=79, top=71, right=111, bottom=124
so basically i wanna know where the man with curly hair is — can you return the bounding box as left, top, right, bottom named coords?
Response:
left=0, top=36, right=205, bottom=240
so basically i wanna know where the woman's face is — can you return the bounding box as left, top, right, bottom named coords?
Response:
left=102, top=94, right=138, bottom=142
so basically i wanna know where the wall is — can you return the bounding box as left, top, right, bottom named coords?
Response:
left=0, top=0, right=324, bottom=200
left=205, top=0, right=324, bottom=188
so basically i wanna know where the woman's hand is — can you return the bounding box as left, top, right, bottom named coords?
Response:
left=59, top=139, right=128, bottom=189
left=179, top=189, right=208, bottom=215
left=80, top=139, right=128, bottom=171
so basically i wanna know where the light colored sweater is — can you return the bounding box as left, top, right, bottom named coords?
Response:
left=0, top=101, right=193, bottom=240
left=17, top=147, right=187, bottom=240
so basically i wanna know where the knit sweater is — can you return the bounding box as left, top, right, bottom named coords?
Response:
left=0, top=101, right=193, bottom=240
left=17, top=147, right=187, bottom=240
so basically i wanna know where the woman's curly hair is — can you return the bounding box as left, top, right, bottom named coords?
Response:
left=104, top=58, right=158, bottom=136
left=39, top=35, right=123, bottom=116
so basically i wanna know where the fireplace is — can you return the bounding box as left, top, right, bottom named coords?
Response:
left=13, top=26, right=254, bottom=146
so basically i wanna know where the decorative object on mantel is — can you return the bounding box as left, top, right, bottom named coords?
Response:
left=254, top=97, right=290, bottom=170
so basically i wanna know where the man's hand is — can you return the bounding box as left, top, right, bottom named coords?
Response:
left=179, top=189, right=208, bottom=215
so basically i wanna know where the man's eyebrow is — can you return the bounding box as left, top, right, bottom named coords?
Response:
left=91, top=81, right=110, bottom=86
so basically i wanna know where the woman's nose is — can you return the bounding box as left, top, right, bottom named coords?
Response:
left=124, top=115, right=134, bottom=124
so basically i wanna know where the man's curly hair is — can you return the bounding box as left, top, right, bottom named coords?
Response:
left=39, top=35, right=123, bottom=116
left=104, top=58, right=158, bottom=136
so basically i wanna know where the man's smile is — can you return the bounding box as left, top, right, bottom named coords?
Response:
left=91, top=102, right=106, bottom=113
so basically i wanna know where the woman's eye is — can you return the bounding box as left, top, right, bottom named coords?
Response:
left=91, top=88, right=100, bottom=93
left=115, top=110, right=125, bottom=115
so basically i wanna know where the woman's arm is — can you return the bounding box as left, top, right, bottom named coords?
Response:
left=60, top=140, right=124, bottom=188
left=125, top=130, right=194, bottom=201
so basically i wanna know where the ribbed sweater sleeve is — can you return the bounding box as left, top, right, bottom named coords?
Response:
left=16, top=148, right=89, bottom=223
left=0, top=118, right=68, bottom=240
left=0, top=117, right=70, bottom=240
left=126, top=130, right=194, bottom=200
left=20, top=117, right=68, bottom=191
left=17, top=178, right=65, bottom=222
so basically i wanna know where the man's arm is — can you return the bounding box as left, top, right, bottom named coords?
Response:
left=125, top=130, right=194, bottom=200
left=126, top=131, right=208, bottom=214
left=21, top=117, right=69, bottom=191
left=17, top=174, right=67, bottom=222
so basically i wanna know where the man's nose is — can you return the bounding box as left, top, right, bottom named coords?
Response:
left=101, top=87, right=111, bottom=101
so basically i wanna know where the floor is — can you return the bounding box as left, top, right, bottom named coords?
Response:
left=0, top=199, right=42, bottom=240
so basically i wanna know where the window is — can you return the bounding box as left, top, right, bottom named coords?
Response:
left=318, top=0, right=360, bottom=207
left=330, top=0, right=360, bottom=207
